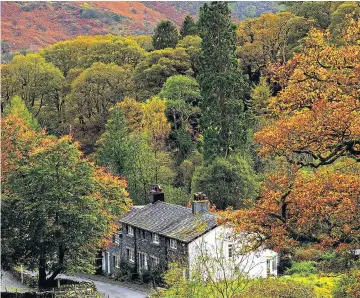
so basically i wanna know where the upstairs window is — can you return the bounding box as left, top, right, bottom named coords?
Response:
left=139, top=229, right=146, bottom=239
left=113, top=232, right=120, bottom=245
left=170, top=239, right=177, bottom=250
left=152, top=233, right=160, bottom=244
left=127, top=225, right=134, bottom=236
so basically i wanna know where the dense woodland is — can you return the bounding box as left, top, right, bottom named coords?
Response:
left=1, top=1, right=360, bottom=296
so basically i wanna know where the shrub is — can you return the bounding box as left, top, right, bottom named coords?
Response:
left=294, top=247, right=324, bottom=262
left=239, top=279, right=315, bottom=298
left=285, top=261, right=318, bottom=276
left=318, top=252, right=358, bottom=274
left=113, top=260, right=134, bottom=282
left=333, top=270, right=360, bottom=298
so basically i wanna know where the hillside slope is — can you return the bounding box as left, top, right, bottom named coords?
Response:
left=1, top=1, right=277, bottom=52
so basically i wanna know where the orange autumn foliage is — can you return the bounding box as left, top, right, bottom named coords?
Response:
left=1, top=114, right=44, bottom=183
left=223, top=19, right=360, bottom=252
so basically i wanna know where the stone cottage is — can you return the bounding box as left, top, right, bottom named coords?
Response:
left=102, top=185, right=278, bottom=280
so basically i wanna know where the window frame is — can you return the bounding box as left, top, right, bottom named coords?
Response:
left=138, top=251, right=148, bottom=270
left=126, top=247, right=135, bottom=263
left=127, top=225, right=134, bottom=236
left=114, top=232, right=120, bottom=245
left=170, top=238, right=177, bottom=250
left=150, top=255, right=160, bottom=267
left=114, top=254, right=120, bottom=268
left=152, top=233, right=160, bottom=244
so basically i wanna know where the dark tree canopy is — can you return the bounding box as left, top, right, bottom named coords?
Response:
left=152, top=20, right=179, bottom=50
left=180, top=15, right=198, bottom=38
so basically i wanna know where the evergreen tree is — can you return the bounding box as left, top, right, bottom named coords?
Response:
left=180, top=15, right=198, bottom=38
left=152, top=20, right=179, bottom=50
left=198, top=2, right=248, bottom=161
left=96, top=104, right=129, bottom=175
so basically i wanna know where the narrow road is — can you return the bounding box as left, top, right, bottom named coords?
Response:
left=1, top=270, right=32, bottom=293
left=57, top=274, right=148, bottom=298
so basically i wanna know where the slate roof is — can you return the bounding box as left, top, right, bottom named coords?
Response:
left=119, top=201, right=217, bottom=243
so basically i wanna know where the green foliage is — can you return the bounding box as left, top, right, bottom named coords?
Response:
left=131, top=35, right=154, bottom=51
left=329, top=2, right=360, bottom=42
left=285, top=261, right=318, bottom=276
left=152, top=20, right=179, bottom=50
left=239, top=278, right=315, bottom=298
left=333, top=270, right=360, bottom=298
left=134, top=48, right=193, bottom=100
left=114, top=260, right=134, bottom=282
left=42, top=35, right=145, bottom=76
left=96, top=105, right=129, bottom=174
left=282, top=2, right=341, bottom=29
left=160, top=75, right=201, bottom=160
left=248, top=77, right=271, bottom=116
left=2, top=132, right=130, bottom=286
left=1, top=53, right=66, bottom=134
left=198, top=2, right=249, bottom=161
left=96, top=97, right=174, bottom=204
left=160, top=75, right=201, bottom=105
left=69, top=62, right=133, bottom=148
left=3, top=96, right=40, bottom=131
left=180, top=15, right=198, bottom=38
left=192, top=154, right=259, bottom=209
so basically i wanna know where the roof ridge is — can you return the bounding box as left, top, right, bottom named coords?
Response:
left=156, top=200, right=191, bottom=211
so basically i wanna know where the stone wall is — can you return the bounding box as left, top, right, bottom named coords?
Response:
left=108, top=223, right=189, bottom=275
left=8, top=268, right=98, bottom=298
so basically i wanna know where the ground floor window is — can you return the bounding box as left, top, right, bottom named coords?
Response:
left=114, top=254, right=120, bottom=268
left=138, top=252, right=147, bottom=270
left=150, top=255, right=160, bottom=267
left=266, top=258, right=276, bottom=275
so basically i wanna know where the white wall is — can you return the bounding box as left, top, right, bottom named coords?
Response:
left=188, top=226, right=278, bottom=280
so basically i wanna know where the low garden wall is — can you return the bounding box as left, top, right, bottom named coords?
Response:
left=6, top=268, right=99, bottom=298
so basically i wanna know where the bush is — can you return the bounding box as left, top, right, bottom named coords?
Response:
left=239, top=279, right=315, bottom=298
left=333, top=270, right=360, bottom=298
left=293, top=247, right=324, bottom=262
left=113, top=260, right=134, bottom=282
left=318, top=252, right=358, bottom=274
left=285, top=261, right=318, bottom=276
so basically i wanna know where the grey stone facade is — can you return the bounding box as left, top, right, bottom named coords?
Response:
left=104, top=224, right=188, bottom=276
left=120, top=223, right=188, bottom=273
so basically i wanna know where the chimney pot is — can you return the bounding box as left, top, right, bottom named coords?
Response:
left=192, top=192, right=209, bottom=214
left=150, top=184, right=164, bottom=203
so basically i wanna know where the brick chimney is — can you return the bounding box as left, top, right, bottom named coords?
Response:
left=192, top=192, right=209, bottom=214
left=150, top=184, right=164, bottom=203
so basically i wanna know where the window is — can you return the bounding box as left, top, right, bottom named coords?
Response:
left=170, top=239, right=177, bottom=250
left=139, top=229, right=146, bottom=239
left=127, top=225, right=134, bottom=236
left=113, top=232, right=120, bottom=245
left=228, top=243, right=233, bottom=258
left=138, top=252, right=147, bottom=270
left=114, top=255, right=120, bottom=268
left=126, top=248, right=135, bottom=263
left=266, top=258, right=276, bottom=274
left=150, top=256, right=160, bottom=267
left=152, top=233, right=159, bottom=244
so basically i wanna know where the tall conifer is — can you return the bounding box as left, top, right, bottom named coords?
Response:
left=198, top=2, right=248, bottom=160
